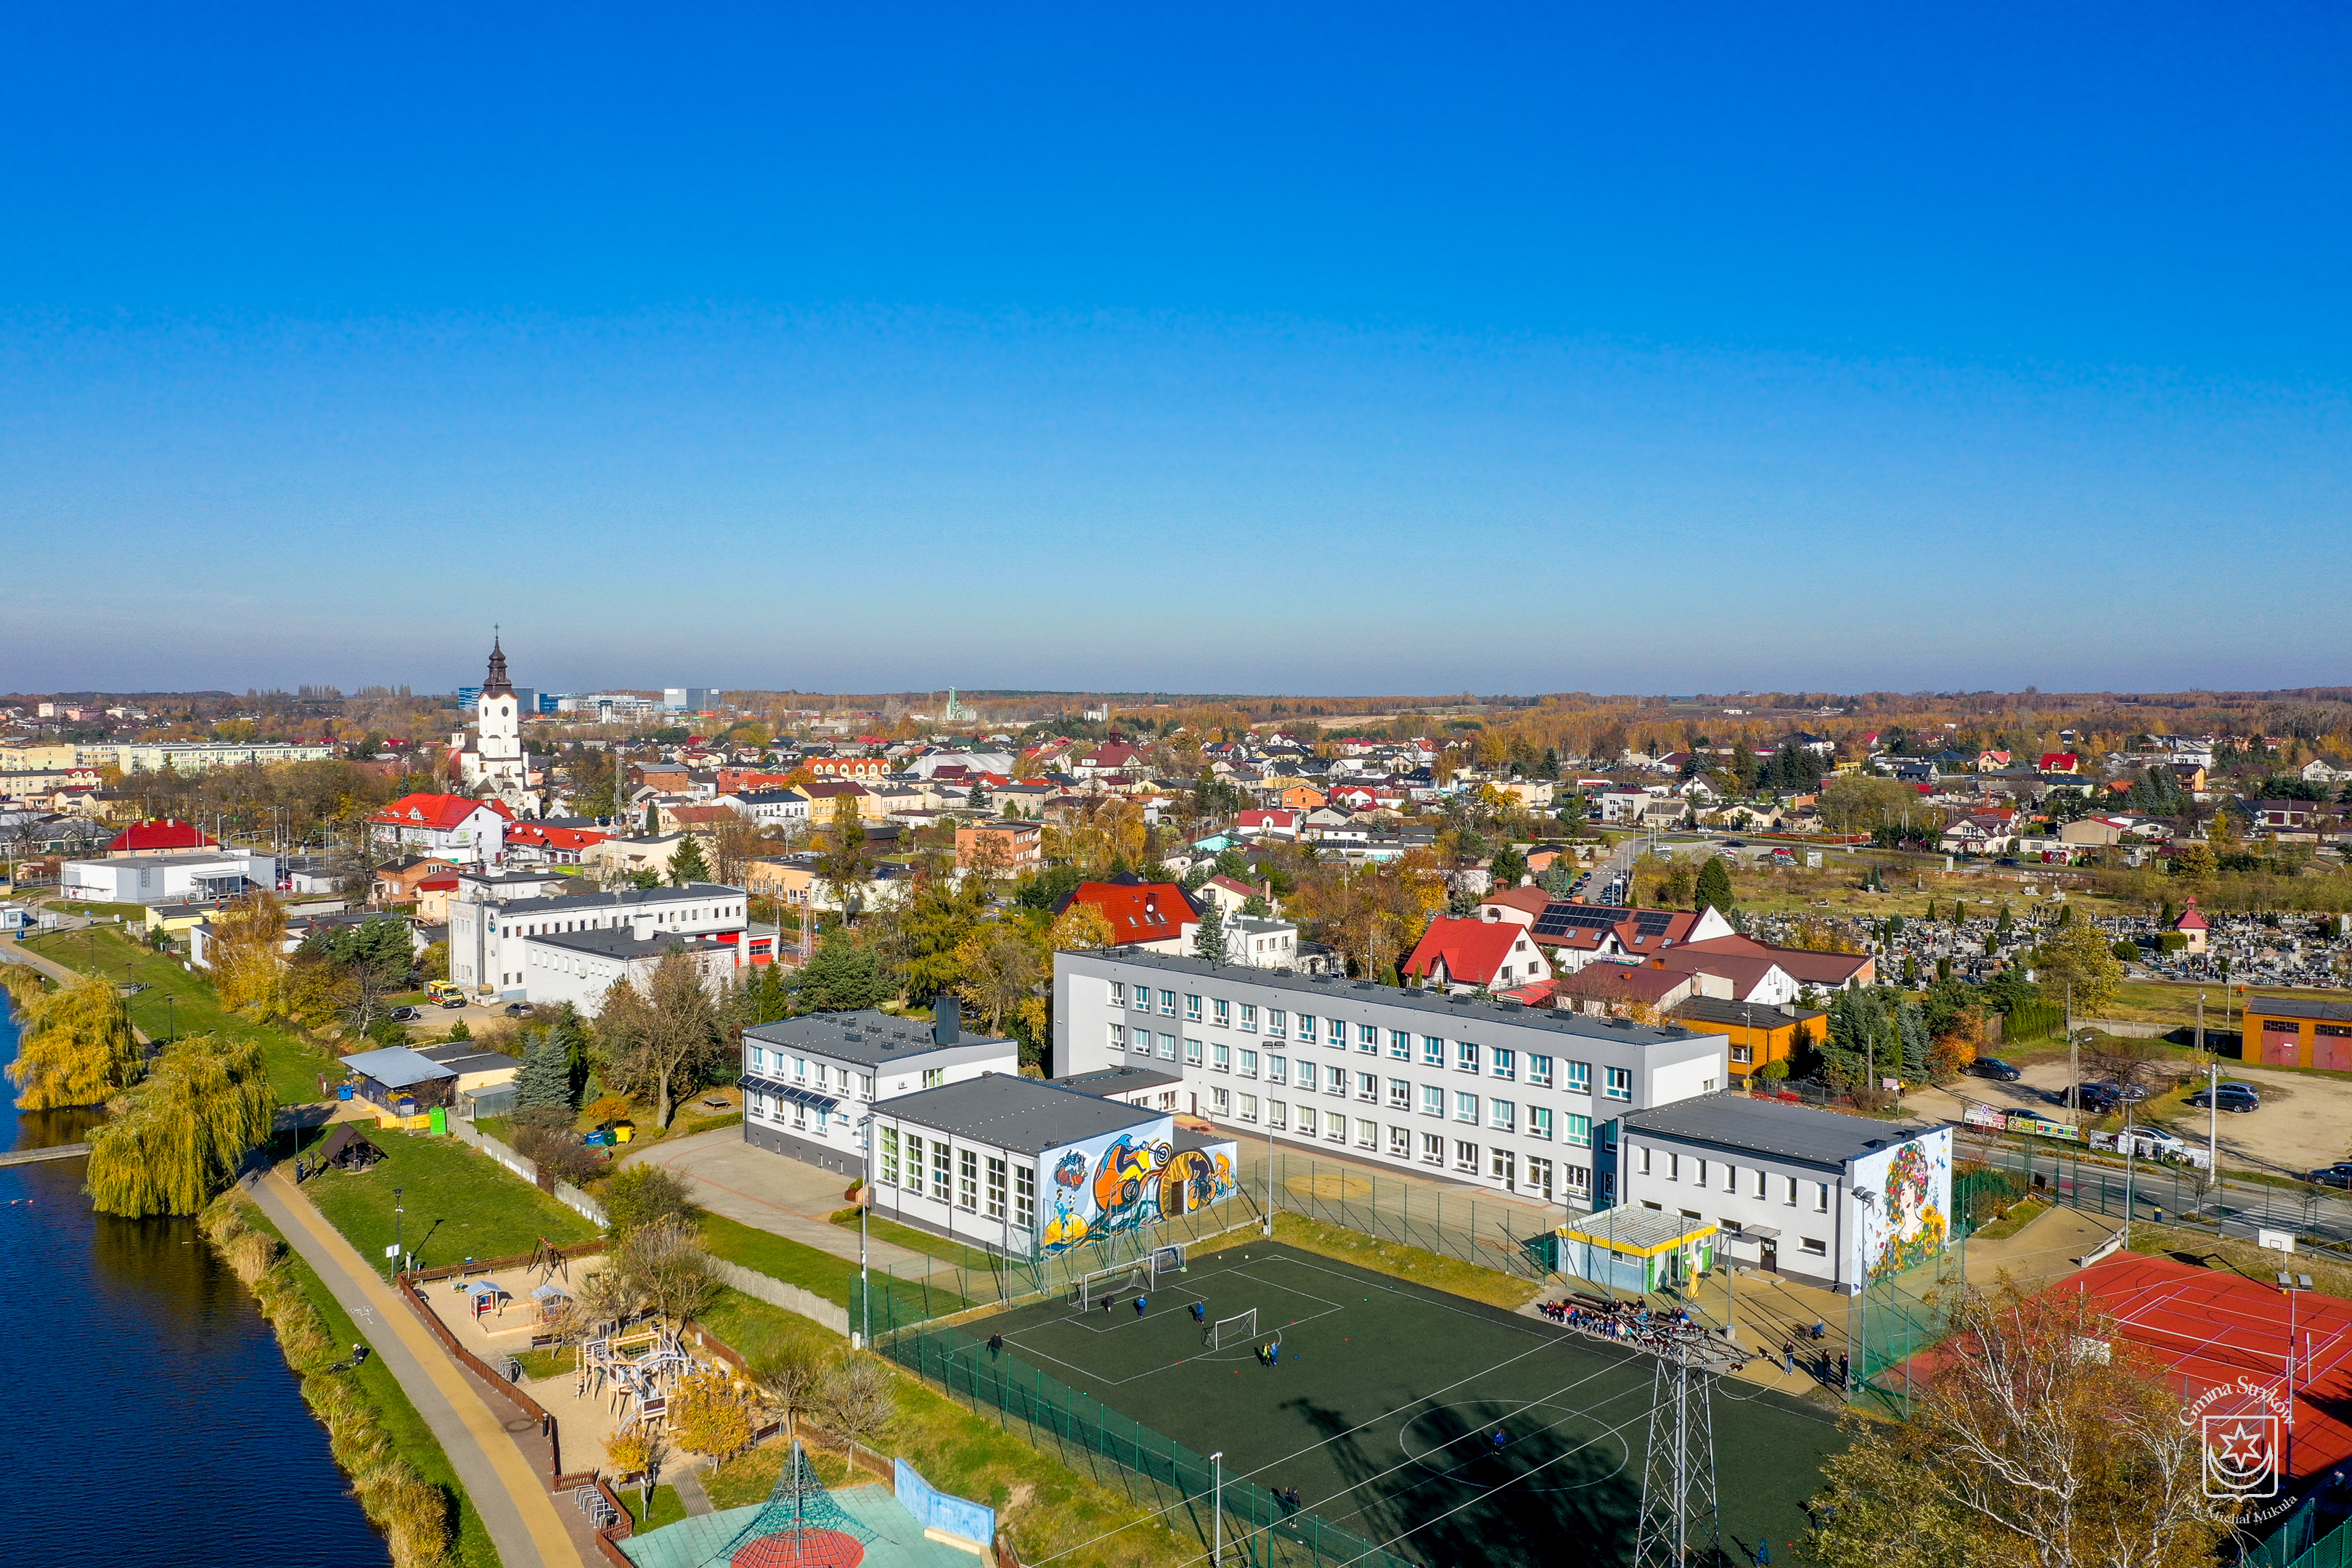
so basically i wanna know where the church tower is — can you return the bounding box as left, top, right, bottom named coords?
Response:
left=461, top=636, right=531, bottom=809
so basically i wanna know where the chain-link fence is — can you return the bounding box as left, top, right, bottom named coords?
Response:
left=875, top=1314, right=1418, bottom=1568
left=1248, top=1148, right=1564, bottom=1281
left=1844, top=1232, right=1969, bottom=1421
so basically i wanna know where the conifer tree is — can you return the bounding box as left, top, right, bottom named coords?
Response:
left=1693, top=856, right=1735, bottom=915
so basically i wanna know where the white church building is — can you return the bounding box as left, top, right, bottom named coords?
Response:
left=451, top=637, right=543, bottom=817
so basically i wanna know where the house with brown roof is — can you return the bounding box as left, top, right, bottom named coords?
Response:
left=1550, top=961, right=1694, bottom=1019
left=1658, top=933, right=1874, bottom=998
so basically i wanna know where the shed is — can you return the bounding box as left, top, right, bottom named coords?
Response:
left=339, top=1045, right=460, bottom=1114
left=316, top=1122, right=385, bottom=1172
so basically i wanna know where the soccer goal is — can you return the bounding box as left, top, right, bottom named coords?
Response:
left=1152, top=1244, right=1186, bottom=1275
left=1069, top=1258, right=1155, bottom=1312
left=1207, top=1308, right=1258, bottom=1351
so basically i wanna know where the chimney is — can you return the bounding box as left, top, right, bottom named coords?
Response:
left=933, top=995, right=961, bottom=1047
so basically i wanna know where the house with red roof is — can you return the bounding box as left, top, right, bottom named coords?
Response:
left=2038, top=752, right=2081, bottom=775
left=1402, top=916, right=1553, bottom=994
left=365, top=793, right=513, bottom=864
left=1474, top=891, right=1735, bottom=975
left=106, top=819, right=219, bottom=857
left=1056, top=878, right=1199, bottom=952
left=504, top=821, right=611, bottom=865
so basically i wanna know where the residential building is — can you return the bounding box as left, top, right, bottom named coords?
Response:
left=2038, top=753, right=2081, bottom=775
left=1613, top=1094, right=1953, bottom=1294
left=864, top=1071, right=1242, bottom=1257
left=1667, top=997, right=1827, bottom=1082
left=366, top=793, right=513, bottom=865
left=740, top=1000, right=1018, bottom=1176
left=520, top=924, right=743, bottom=1017
left=1657, top=934, right=1874, bottom=996
left=1479, top=896, right=1736, bottom=975
left=101, top=740, right=335, bottom=773
left=104, top=819, right=219, bottom=857
left=1177, top=910, right=1302, bottom=969
left=1401, top=916, right=1555, bottom=994
left=1549, top=963, right=1696, bottom=1019
left=955, top=820, right=1043, bottom=873
left=1055, top=879, right=1198, bottom=951
left=372, top=854, right=462, bottom=906
left=581, top=833, right=689, bottom=881
left=2252, top=800, right=2319, bottom=833
left=1053, top=948, right=1731, bottom=1209
left=721, top=789, right=812, bottom=828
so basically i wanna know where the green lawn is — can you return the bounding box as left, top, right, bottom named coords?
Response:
left=23, top=923, right=336, bottom=1105
left=232, top=1199, right=505, bottom=1568
left=828, top=1208, right=1005, bottom=1273
left=697, top=1210, right=971, bottom=1321
left=41, top=899, right=152, bottom=920
left=303, top=1128, right=597, bottom=1272
left=621, top=1484, right=687, bottom=1532
left=1241, top=1212, right=1545, bottom=1310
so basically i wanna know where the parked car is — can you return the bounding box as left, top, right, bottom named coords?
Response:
left=2186, top=1083, right=2260, bottom=1114
left=1968, top=1057, right=2024, bottom=1082
left=501, top=1001, right=532, bottom=1017
left=2310, top=1164, right=2352, bottom=1190
left=388, top=1005, right=422, bottom=1023
left=2126, top=1126, right=2189, bottom=1156
left=2074, top=1083, right=2123, bottom=1113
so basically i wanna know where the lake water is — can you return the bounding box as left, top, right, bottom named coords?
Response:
left=1, top=992, right=390, bottom=1566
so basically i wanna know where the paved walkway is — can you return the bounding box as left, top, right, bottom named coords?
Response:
left=248, top=1166, right=589, bottom=1568
left=624, top=1125, right=967, bottom=1284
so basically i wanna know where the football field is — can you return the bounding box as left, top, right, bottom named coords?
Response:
left=975, top=1241, right=1845, bottom=1567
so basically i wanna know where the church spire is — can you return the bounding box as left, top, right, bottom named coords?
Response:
left=483, top=632, right=513, bottom=698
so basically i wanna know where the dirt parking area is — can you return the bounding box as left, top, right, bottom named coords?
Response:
left=1909, top=1058, right=2352, bottom=1179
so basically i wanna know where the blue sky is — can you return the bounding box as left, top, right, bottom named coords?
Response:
left=4, top=3, right=2348, bottom=697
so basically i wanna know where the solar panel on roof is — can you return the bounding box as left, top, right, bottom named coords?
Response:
left=1532, top=904, right=1626, bottom=938
left=1633, top=911, right=1675, bottom=935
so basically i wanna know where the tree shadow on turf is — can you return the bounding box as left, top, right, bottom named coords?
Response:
left=1282, top=1392, right=1641, bottom=1568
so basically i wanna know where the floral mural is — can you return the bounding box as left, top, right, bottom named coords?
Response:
left=1852, top=1127, right=1953, bottom=1286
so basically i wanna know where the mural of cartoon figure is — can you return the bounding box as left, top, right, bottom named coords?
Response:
left=1158, top=1146, right=1244, bottom=1217
left=1091, top=1135, right=1169, bottom=1234
left=1041, top=1151, right=1092, bottom=1254
left=1867, top=1138, right=1951, bottom=1284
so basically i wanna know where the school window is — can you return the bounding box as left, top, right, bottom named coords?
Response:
left=986, top=1156, right=1007, bottom=1219
left=1693, top=1158, right=1708, bottom=1188
left=1132, top=987, right=1151, bottom=1012
left=1490, top=1148, right=1516, bottom=1186
left=1420, top=1132, right=1444, bottom=1164
left=1240, top=1004, right=1257, bottom=1032
left=858, top=1075, right=873, bottom=1098
left=1326, top=1111, right=1347, bottom=1142
left=1800, top=1237, right=1827, bottom=1257
left=1491, top=1048, right=1515, bottom=1080
left=1752, top=1167, right=1768, bottom=1198
left=1722, top=1164, right=1739, bottom=1192
left=1108, top=982, right=1125, bottom=1007
left=931, top=1143, right=952, bottom=1203
left=791, top=1100, right=808, bottom=1130
left=1389, top=1125, right=1410, bottom=1156
left=1421, top=1035, right=1445, bottom=1066
left=1665, top=1153, right=1680, bottom=1181
left=903, top=1133, right=922, bottom=1183
left=1489, top=1099, right=1514, bottom=1132
left=1214, top=998, right=1230, bottom=1027
left=1185, top=995, right=1202, bottom=1021
left=1160, top=1033, right=1178, bottom=1061
left=1014, top=1164, right=1036, bottom=1230
left=1267, top=1100, right=1288, bottom=1130
left=880, top=1127, right=899, bottom=1185
left=1564, top=1060, right=1591, bottom=1095
left=958, top=1149, right=979, bottom=1211
left=793, top=1057, right=809, bottom=1082
left=1239, top=1050, right=1258, bottom=1078
left=1267, top=1055, right=1286, bottom=1085
left=1455, top=1040, right=1480, bottom=1072
left=1325, top=1065, right=1347, bottom=1094
left=1527, top=1156, right=1554, bottom=1200
left=748, top=1046, right=765, bottom=1071
left=1387, top=1078, right=1410, bottom=1107
left=1453, top=1140, right=1479, bottom=1173
left=1160, top=989, right=1178, bottom=1016
left=1530, top=1106, right=1553, bottom=1140
left=1238, top=1094, right=1257, bottom=1122
left=1604, top=1067, right=1633, bottom=1102
left=1213, top=1042, right=1230, bottom=1071
left=1267, top=1010, right=1286, bottom=1038
left=923, top=1068, right=946, bottom=1089
left=1344, top=1071, right=1367, bottom=1101
left=1108, top=1023, right=1127, bottom=1052
left=1565, top=1164, right=1591, bottom=1196
left=1389, top=1029, right=1410, bottom=1058
left=1328, top=1018, right=1347, bottom=1047
left=1296, top=1013, right=1315, bottom=1042
left=1638, top=1146, right=1653, bottom=1175
left=1212, top=1087, right=1230, bottom=1115
left=1784, top=1176, right=1800, bottom=1207
left=1421, top=1084, right=1445, bottom=1116
left=1185, top=1037, right=1204, bottom=1066
left=1816, top=1182, right=1831, bottom=1212
left=1455, top=1090, right=1479, bottom=1123
left=1528, top=1054, right=1553, bottom=1087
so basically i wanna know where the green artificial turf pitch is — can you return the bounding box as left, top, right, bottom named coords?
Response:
left=976, top=1241, right=1845, bottom=1568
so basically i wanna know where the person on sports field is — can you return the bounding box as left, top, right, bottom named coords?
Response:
left=1135, top=1294, right=1148, bottom=1317
left=1101, top=1294, right=1114, bottom=1315
left=987, top=1332, right=1005, bottom=1359
left=1191, top=1301, right=1207, bottom=1324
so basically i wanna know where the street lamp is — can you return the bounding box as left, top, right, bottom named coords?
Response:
left=857, top=1114, right=873, bottom=1348
left=393, top=1186, right=405, bottom=1280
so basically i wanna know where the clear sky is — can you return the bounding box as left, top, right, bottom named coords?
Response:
left=4, top=3, right=2348, bottom=697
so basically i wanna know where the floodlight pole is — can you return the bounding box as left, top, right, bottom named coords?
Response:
left=859, top=1114, right=872, bottom=1347
left=1210, top=1450, right=1224, bottom=1565
left=1263, top=1116, right=1275, bottom=1238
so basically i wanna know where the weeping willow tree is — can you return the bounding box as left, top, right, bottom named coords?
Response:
left=86, top=1034, right=274, bottom=1217
left=7, top=973, right=143, bottom=1109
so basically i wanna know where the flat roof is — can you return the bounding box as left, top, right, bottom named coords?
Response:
left=1077, top=947, right=1701, bottom=1049
left=486, top=881, right=741, bottom=915
left=417, top=1042, right=523, bottom=1074
left=875, top=1072, right=1164, bottom=1154
left=1558, top=1203, right=1716, bottom=1257
left=528, top=927, right=727, bottom=960
left=743, top=1009, right=1010, bottom=1068
left=2246, top=996, right=2352, bottom=1024
left=339, top=1045, right=459, bottom=1090
left=1671, top=997, right=1826, bottom=1030
left=1621, top=1093, right=1946, bottom=1169
left=1053, top=1064, right=1186, bottom=1095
